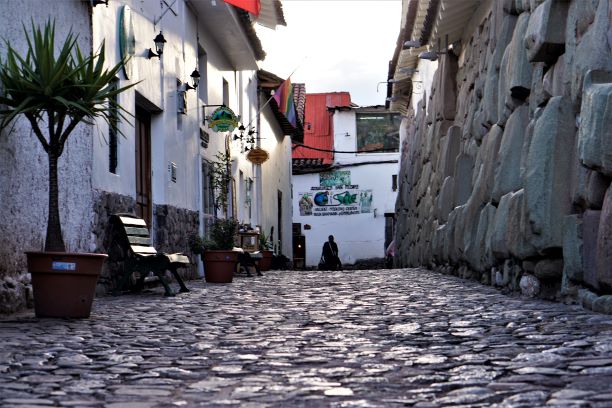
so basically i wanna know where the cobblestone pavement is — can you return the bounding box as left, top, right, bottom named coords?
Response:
left=2, top=269, right=612, bottom=408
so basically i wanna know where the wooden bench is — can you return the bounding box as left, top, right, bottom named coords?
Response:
left=235, top=248, right=262, bottom=277
left=109, top=213, right=190, bottom=296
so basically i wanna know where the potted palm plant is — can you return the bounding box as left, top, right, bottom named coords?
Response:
left=258, top=231, right=274, bottom=271
left=191, top=218, right=239, bottom=283
left=0, top=21, right=134, bottom=317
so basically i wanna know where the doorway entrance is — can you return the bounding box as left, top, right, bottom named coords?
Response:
left=135, top=107, right=152, bottom=226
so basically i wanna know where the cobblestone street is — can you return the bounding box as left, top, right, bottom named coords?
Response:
left=1, top=269, right=612, bottom=407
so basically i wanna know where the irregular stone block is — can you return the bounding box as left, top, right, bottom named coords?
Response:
left=524, top=0, right=568, bottom=64
left=563, top=215, right=583, bottom=282
left=507, top=189, right=537, bottom=259
left=436, top=176, right=455, bottom=224
left=506, top=12, right=533, bottom=100
left=484, top=14, right=518, bottom=126
left=597, top=185, right=612, bottom=290
left=493, top=105, right=530, bottom=202
left=578, top=71, right=612, bottom=177
left=534, top=258, right=563, bottom=280
left=525, top=96, right=576, bottom=253
left=438, top=126, right=461, bottom=180
left=433, top=54, right=458, bottom=122
left=572, top=166, right=608, bottom=210
left=519, top=117, right=538, bottom=186
left=466, top=203, right=496, bottom=272
left=453, top=154, right=474, bottom=207
left=520, top=274, right=541, bottom=297
left=473, top=126, right=504, bottom=204
left=582, top=209, right=601, bottom=290
left=531, top=63, right=550, bottom=115
left=491, top=191, right=513, bottom=260
left=592, top=295, right=612, bottom=315
left=569, top=0, right=612, bottom=104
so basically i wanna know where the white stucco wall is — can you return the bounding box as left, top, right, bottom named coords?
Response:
left=0, top=1, right=95, bottom=256
left=293, top=109, right=399, bottom=267
left=259, top=104, right=293, bottom=258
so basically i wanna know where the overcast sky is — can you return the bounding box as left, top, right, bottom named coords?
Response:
left=256, top=0, right=402, bottom=107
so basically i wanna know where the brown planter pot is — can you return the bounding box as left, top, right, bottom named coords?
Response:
left=202, top=250, right=238, bottom=283
left=26, top=251, right=107, bottom=318
left=259, top=250, right=274, bottom=271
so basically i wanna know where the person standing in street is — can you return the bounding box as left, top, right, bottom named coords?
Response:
left=321, top=235, right=342, bottom=270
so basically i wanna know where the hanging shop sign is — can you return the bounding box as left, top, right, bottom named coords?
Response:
left=119, top=5, right=136, bottom=79
left=207, top=106, right=240, bottom=132
left=246, top=147, right=270, bottom=165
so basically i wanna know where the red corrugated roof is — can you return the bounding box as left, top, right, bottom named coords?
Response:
left=292, top=92, right=351, bottom=164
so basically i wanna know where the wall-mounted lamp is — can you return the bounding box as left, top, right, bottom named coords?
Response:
left=147, top=31, right=167, bottom=59
left=403, top=40, right=421, bottom=48
left=418, top=35, right=448, bottom=62
left=183, top=69, right=200, bottom=91
left=87, top=0, right=108, bottom=6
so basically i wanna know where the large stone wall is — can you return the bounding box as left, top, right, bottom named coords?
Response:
left=395, top=0, right=612, bottom=313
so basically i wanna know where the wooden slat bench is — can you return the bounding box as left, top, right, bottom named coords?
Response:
left=110, top=213, right=190, bottom=296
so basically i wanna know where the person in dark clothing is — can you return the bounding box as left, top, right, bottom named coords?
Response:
left=321, top=235, right=342, bottom=270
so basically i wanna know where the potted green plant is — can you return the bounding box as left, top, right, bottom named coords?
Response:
left=195, top=218, right=240, bottom=283
left=0, top=21, right=134, bottom=317
left=258, top=231, right=274, bottom=271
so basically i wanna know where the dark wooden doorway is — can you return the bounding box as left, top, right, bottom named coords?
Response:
left=277, top=190, right=283, bottom=251
left=135, top=107, right=152, bottom=226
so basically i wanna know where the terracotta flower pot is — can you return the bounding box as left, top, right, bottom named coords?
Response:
left=26, top=251, right=107, bottom=318
left=202, top=250, right=238, bottom=283
left=258, top=250, right=274, bottom=271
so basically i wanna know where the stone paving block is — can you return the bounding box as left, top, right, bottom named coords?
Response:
left=578, top=70, right=612, bottom=177
left=582, top=209, right=601, bottom=290
left=493, top=105, right=530, bottom=203
left=524, top=0, right=568, bottom=64
left=597, top=185, right=612, bottom=290
left=525, top=96, right=576, bottom=253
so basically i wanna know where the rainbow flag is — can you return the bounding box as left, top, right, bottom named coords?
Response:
left=273, top=77, right=296, bottom=127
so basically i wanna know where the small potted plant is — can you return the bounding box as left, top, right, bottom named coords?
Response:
left=258, top=231, right=274, bottom=271
left=196, top=218, right=239, bottom=283
left=0, top=21, right=134, bottom=317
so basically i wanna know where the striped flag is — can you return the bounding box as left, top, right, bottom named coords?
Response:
left=273, top=77, right=296, bottom=127
left=223, top=0, right=260, bottom=16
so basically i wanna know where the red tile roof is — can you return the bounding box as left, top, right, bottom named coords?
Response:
left=292, top=92, right=351, bottom=164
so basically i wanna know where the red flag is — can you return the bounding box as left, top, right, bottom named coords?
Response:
left=224, top=0, right=260, bottom=16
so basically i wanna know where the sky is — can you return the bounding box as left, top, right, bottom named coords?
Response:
left=255, top=0, right=402, bottom=107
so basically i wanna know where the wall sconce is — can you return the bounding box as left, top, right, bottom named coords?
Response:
left=418, top=35, right=448, bottom=62
left=184, top=69, right=200, bottom=91
left=403, top=40, right=421, bottom=48
left=87, top=0, right=108, bottom=6
left=147, top=31, right=167, bottom=59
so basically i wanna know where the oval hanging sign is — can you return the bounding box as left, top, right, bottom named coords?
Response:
left=246, top=147, right=270, bottom=165
left=119, top=5, right=136, bottom=79
left=207, top=106, right=240, bottom=132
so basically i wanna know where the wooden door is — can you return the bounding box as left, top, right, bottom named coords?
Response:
left=135, top=108, right=152, bottom=226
